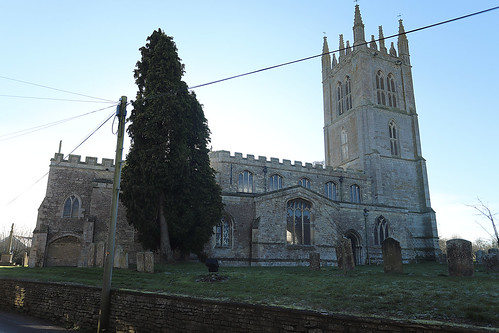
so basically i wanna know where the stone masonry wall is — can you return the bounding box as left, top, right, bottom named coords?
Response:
left=0, top=279, right=493, bottom=333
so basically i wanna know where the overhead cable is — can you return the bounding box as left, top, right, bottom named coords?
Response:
left=0, top=104, right=117, bottom=142
left=0, top=94, right=117, bottom=103
left=4, top=110, right=116, bottom=206
left=0, top=75, right=116, bottom=103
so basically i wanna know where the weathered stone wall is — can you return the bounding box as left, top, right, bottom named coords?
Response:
left=209, top=150, right=369, bottom=202
left=0, top=279, right=492, bottom=333
left=29, top=153, right=143, bottom=268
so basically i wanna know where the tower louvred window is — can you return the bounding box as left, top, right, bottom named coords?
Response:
left=387, top=74, right=397, bottom=107
left=376, top=70, right=386, bottom=105
left=337, top=82, right=344, bottom=115
left=389, top=120, right=400, bottom=156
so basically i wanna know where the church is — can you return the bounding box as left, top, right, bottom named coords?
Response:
left=29, top=6, right=440, bottom=268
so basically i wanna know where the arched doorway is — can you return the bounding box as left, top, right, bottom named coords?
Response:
left=344, top=230, right=362, bottom=265
left=46, top=236, right=81, bottom=267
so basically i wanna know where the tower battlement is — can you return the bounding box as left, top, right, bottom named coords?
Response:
left=51, top=153, right=114, bottom=170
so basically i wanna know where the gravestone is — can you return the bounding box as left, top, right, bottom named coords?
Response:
left=113, top=246, right=128, bottom=269
left=95, top=242, right=105, bottom=268
left=336, top=238, right=355, bottom=271
left=382, top=237, right=403, bottom=273
left=475, top=250, right=485, bottom=264
left=136, top=252, right=145, bottom=272
left=309, top=252, right=320, bottom=271
left=446, top=239, right=474, bottom=277
left=144, top=251, right=154, bottom=273
left=483, top=250, right=499, bottom=272
left=87, top=243, right=96, bottom=267
left=23, top=252, right=28, bottom=267
left=437, top=253, right=447, bottom=265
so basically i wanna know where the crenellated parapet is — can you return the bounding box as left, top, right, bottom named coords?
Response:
left=51, top=153, right=115, bottom=171
left=209, top=150, right=364, bottom=176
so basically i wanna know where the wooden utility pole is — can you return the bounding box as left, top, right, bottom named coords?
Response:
left=97, top=96, right=127, bottom=332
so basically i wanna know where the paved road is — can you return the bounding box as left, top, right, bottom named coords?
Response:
left=0, top=311, right=71, bottom=332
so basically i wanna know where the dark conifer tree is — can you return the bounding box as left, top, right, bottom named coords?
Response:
left=121, top=29, right=223, bottom=261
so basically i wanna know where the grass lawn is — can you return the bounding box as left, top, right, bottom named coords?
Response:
left=1, top=262, right=498, bottom=328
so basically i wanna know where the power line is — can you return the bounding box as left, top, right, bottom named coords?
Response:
left=0, top=75, right=116, bottom=103
left=0, top=94, right=116, bottom=103
left=4, top=110, right=117, bottom=207
left=0, top=104, right=118, bottom=142
left=187, top=6, right=499, bottom=90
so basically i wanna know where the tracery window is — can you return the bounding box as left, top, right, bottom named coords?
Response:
left=298, top=178, right=311, bottom=189
left=238, top=170, right=253, bottom=193
left=337, top=77, right=353, bottom=115
left=374, top=216, right=389, bottom=245
left=341, top=128, right=349, bottom=161
left=387, top=73, right=397, bottom=107
left=345, top=76, right=352, bottom=111
left=376, top=70, right=386, bottom=105
left=63, top=195, right=80, bottom=218
left=269, top=174, right=283, bottom=191
left=337, top=82, right=344, bottom=115
left=216, top=215, right=232, bottom=247
left=286, top=198, right=312, bottom=245
left=389, top=120, right=399, bottom=156
left=324, top=181, right=337, bottom=200
left=349, top=184, right=361, bottom=203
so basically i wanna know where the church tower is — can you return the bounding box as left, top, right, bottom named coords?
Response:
left=322, top=6, right=439, bottom=257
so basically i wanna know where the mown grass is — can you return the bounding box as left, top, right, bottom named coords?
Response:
left=1, top=262, right=498, bottom=327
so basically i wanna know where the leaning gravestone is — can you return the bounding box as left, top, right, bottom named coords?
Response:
left=336, top=238, right=355, bottom=271
left=382, top=237, right=403, bottom=273
left=446, top=239, right=474, bottom=277
left=309, top=252, right=320, bottom=271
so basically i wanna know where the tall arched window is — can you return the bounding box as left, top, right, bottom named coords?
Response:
left=349, top=184, right=361, bottom=203
left=376, top=70, right=386, bottom=105
left=63, top=195, right=80, bottom=218
left=238, top=170, right=253, bottom=193
left=387, top=73, right=397, bottom=107
left=286, top=198, right=312, bottom=245
left=337, top=82, right=344, bottom=115
left=269, top=174, right=283, bottom=191
left=345, top=76, right=352, bottom=111
left=374, top=216, right=389, bottom=245
left=389, top=120, right=399, bottom=156
left=324, top=181, right=337, bottom=200
left=341, top=128, right=349, bottom=161
left=298, top=178, right=311, bottom=189
left=216, top=215, right=232, bottom=247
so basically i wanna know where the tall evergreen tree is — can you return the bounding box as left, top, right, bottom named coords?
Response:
left=121, top=29, right=223, bottom=262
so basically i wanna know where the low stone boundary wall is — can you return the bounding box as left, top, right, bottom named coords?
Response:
left=0, top=278, right=495, bottom=333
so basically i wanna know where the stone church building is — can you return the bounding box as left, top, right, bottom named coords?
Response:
left=29, top=6, right=439, bottom=268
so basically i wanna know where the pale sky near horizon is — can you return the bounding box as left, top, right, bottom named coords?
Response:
left=1, top=1, right=498, bottom=243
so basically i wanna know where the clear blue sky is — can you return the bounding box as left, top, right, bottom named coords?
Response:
left=1, top=1, right=498, bottom=242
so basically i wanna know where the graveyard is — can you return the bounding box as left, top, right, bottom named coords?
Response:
left=1, top=260, right=498, bottom=328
